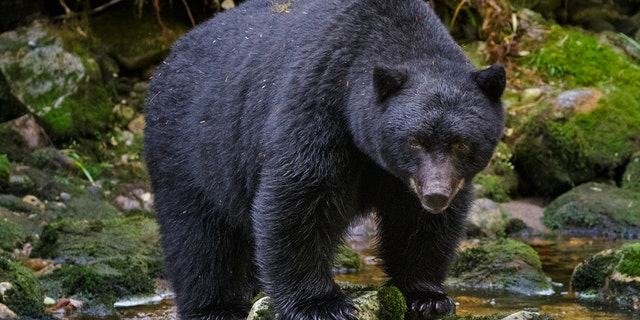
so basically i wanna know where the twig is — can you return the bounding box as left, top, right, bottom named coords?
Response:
left=182, top=0, right=196, bottom=27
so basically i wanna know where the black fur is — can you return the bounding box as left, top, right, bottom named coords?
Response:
left=144, top=0, right=505, bottom=319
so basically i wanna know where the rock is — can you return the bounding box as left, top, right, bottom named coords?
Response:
left=447, top=239, right=554, bottom=295
left=499, top=199, right=550, bottom=236
left=501, top=310, right=542, bottom=320
left=247, top=284, right=406, bottom=320
left=622, top=152, right=640, bottom=191
left=521, top=87, right=543, bottom=104
left=114, top=194, right=141, bottom=211
left=0, top=115, right=51, bottom=161
left=0, top=20, right=114, bottom=140
left=0, top=303, right=17, bottom=319
left=554, top=88, right=602, bottom=114
left=127, top=115, right=146, bottom=134
left=571, top=242, right=640, bottom=310
left=543, top=182, right=640, bottom=238
left=466, top=198, right=511, bottom=239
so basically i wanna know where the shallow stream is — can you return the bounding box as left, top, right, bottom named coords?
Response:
left=107, top=237, right=640, bottom=319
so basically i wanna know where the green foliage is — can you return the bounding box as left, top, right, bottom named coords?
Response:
left=377, top=286, right=406, bottom=320
left=0, top=256, right=44, bottom=317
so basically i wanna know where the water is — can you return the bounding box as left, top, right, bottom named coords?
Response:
left=111, top=237, right=640, bottom=319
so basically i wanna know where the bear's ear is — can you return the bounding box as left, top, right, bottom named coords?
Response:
left=472, top=64, right=506, bottom=102
left=373, top=66, right=407, bottom=103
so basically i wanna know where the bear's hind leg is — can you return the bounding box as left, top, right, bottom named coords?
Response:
left=157, top=196, right=258, bottom=320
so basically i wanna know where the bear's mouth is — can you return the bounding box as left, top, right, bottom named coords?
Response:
left=410, top=177, right=465, bottom=214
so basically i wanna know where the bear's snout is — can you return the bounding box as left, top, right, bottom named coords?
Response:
left=410, top=157, right=465, bottom=214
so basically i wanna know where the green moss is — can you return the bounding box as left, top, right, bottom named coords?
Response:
left=618, top=242, right=640, bottom=277
left=376, top=286, right=406, bottom=320
left=449, top=239, right=551, bottom=294
left=543, top=183, right=640, bottom=233
left=0, top=221, right=23, bottom=252
left=474, top=142, right=518, bottom=202
left=515, top=25, right=640, bottom=196
left=504, top=218, right=528, bottom=235
left=42, top=261, right=155, bottom=303
left=0, top=256, right=44, bottom=317
left=571, top=250, right=622, bottom=292
left=474, top=174, right=510, bottom=203
left=524, top=26, right=636, bottom=87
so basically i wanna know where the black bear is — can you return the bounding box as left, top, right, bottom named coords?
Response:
left=144, top=0, right=505, bottom=319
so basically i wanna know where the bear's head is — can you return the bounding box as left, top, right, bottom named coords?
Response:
left=364, top=64, right=506, bottom=214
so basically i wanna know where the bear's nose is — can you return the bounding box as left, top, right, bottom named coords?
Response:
left=421, top=192, right=450, bottom=214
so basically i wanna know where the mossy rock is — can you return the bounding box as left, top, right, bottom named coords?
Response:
left=36, top=216, right=161, bottom=312
left=447, top=239, right=553, bottom=295
left=473, top=142, right=518, bottom=203
left=0, top=256, right=45, bottom=317
left=0, top=20, right=114, bottom=141
left=0, top=215, right=24, bottom=252
left=571, top=242, right=640, bottom=309
left=511, top=23, right=640, bottom=196
left=622, top=152, right=640, bottom=191
left=466, top=198, right=511, bottom=239
left=36, top=216, right=161, bottom=268
left=543, top=182, right=640, bottom=237
left=247, top=284, right=406, bottom=320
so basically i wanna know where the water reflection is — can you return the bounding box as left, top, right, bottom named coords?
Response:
left=115, top=237, right=639, bottom=319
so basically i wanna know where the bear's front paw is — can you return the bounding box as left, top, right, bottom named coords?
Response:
left=280, top=295, right=358, bottom=320
left=407, top=295, right=456, bottom=319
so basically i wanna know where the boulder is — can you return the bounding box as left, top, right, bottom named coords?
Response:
left=543, top=182, right=640, bottom=238
left=0, top=20, right=114, bottom=140
left=447, top=239, right=554, bottom=295
left=571, top=242, right=640, bottom=310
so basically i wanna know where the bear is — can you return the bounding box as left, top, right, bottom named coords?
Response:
left=143, top=0, right=506, bottom=319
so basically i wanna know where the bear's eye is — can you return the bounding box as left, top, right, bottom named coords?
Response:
left=452, top=142, right=471, bottom=154
left=408, top=137, right=423, bottom=149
